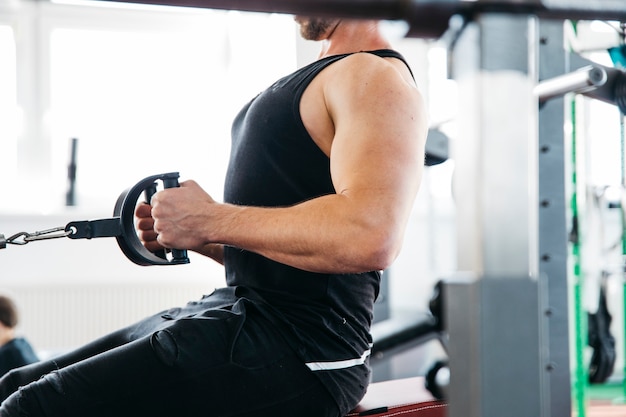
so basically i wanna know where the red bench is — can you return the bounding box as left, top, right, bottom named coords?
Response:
left=346, top=377, right=447, bottom=417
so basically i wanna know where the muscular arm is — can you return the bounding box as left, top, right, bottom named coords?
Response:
left=151, top=54, right=427, bottom=274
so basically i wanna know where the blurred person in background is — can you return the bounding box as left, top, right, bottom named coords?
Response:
left=0, top=295, right=38, bottom=377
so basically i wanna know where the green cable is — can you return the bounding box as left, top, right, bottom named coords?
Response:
left=620, top=112, right=626, bottom=400
left=565, top=20, right=589, bottom=416
left=607, top=25, right=626, bottom=401
left=570, top=93, right=588, bottom=417
left=607, top=24, right=626, bottom=402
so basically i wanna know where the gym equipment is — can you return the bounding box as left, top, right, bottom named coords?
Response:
left=424, top=360, right=449, bottom=401
left=370, top=280, right=446, bottom=364
left=0, top=172, right=189, bottom=266
left=346, top=377, right=446, bottom=417
left=424, top=129, right=449, bottom=166
left=587, top=277, right=617, bottom=384
left=66, top=138, right=78, bottom=207
left=364, top=281, right=448, bottom=416
left=369, top=279, right=450, bottom=403
left=536, top=62, right=626, bottom=113
left=94, top=0, right=626, bottom=40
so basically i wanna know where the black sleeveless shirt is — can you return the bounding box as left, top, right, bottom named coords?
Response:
left=224, top=49, right=412, bottom=413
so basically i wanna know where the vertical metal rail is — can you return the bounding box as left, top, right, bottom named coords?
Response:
left=537, top=19, right=573, bottom=417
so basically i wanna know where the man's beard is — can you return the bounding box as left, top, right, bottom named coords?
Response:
left=298, top=17, right=340, bottom=41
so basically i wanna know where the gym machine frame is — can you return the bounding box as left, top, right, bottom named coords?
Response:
left=94, top=1, right=626, bottom=416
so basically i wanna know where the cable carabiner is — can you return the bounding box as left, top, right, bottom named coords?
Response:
left=4, top=227, right=73, bottom=246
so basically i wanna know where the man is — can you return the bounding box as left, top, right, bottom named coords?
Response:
left=0, top=16, right=426, bottom=417
left=0, top=296, right=38, bottom=377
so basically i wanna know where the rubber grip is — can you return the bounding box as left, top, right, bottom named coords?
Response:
left=161, top=177, right=188, bottom=263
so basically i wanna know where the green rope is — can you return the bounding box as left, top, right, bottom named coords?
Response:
left=605, top=22, right=626, bottom=402
left=620, top=114, right=626, bottom=399
left=565, top=20, right=590, bottom=415
left=570, top=94, right=588, bottom=417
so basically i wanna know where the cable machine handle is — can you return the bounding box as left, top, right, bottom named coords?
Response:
left=66, top=172, right=190, bottom=266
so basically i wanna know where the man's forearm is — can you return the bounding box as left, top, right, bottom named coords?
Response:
left=206, top=192, right=412, bottom=274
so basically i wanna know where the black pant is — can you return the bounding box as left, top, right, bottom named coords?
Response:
left=0, top=290, right=339, bottom=417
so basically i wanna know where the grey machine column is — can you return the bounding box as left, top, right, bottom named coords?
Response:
left=537, top=19, right=571, bottom=416
left=445, top=13, right=570, bottom=417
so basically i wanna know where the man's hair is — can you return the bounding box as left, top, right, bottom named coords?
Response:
left=0, top=295, right=19, bottom=328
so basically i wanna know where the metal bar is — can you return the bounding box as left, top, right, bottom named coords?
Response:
left=93, top=0, right=626, bottom=39
left=95, top=0, right=454, bottom=20
left=536, top=62, right=626, bottom=113
left=96, top=0, right=460, bottom=38
left=582, top=65, right=626, bottom=112
left=535, top=65, right=607, bottom=103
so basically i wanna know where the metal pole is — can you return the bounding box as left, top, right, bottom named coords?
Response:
left=535, top=65, right=607, bottom=103
left=537, top=19, right=573, bottom=417
left=446, top=13, right=549, bottom=417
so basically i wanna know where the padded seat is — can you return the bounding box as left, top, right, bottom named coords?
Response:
left=346, top=377, right=447, bottom=417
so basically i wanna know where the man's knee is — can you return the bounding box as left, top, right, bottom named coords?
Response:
left=0, top=384, right=43, bottom=417
left=0, top=372, right=63, bottom=417
left=0, top=369, right=23, bottom=405
left=150, top=330, right=179, bottom=367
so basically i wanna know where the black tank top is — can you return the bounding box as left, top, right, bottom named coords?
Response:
left=224, top=49, right=412, bottom=413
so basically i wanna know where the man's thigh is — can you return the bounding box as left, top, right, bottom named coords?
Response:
left=0, top=299, right=337, bottom=417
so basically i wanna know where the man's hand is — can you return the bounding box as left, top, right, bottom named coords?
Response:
left=135, top=203, right=164, bottom=254
left=136, top=181, right=225, bottom=265
left=150, top=180, right=216, bottom=253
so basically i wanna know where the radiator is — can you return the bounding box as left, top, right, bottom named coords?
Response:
left=4, top=282, right=215, bottom=356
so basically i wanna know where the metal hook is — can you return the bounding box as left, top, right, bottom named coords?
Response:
left=4, top=227, right=72, bottom=246
left=24, top=227, right=73, bottom=242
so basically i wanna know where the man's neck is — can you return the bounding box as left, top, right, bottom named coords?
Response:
left=318, top=20, right=391, bottom=59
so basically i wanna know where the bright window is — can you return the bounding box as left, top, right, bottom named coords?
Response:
left=49, top=25, right=229, bottom=207
left=0, top=25, right=17, bottom=190
left=586, top=51, right=623, bottom=187
left=48, top=11, right=296, bottom=209
left=1, top=3, right=296, bottom=212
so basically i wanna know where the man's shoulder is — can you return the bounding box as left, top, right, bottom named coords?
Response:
left=325, top=51, right=416, bottom=92
left=333, top=50, right=395, bottom=69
